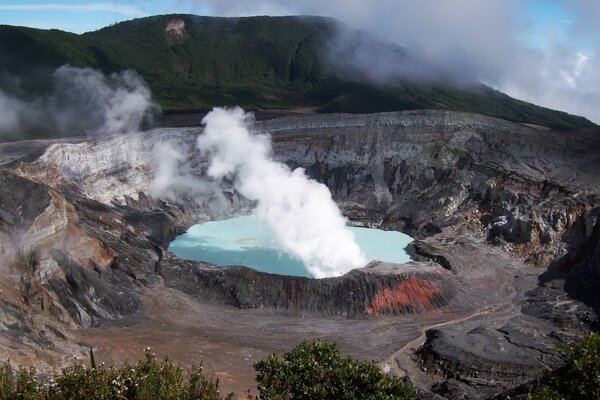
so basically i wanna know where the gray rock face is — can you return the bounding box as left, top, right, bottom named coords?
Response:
left=419, top=320, right=560, bottom=398
left=263, top=111, right=599, bottom=248
left=418, top=283, right=595, bottom=399
left=0, top=109, right=598, bottom=396
left=160, top=256, right=455, bottom=316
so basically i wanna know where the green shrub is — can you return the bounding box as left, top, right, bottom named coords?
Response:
left=529, top=332, right=600, bottom=400
left=253, top=339, right=417, bottom=400
left=0, top=348, right=233, bottom=400
left=0, top=341, right=418, bottom=400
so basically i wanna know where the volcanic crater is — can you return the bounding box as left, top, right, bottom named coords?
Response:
left=0, top=109, right=599, bottom=398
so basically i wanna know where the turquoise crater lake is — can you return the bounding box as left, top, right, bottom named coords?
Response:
left=169, top=214, right=414, bottom=278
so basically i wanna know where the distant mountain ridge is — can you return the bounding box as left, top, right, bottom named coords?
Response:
left=0, top=14, right=595, bottom=130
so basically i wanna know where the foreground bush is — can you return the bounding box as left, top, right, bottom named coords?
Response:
left=254, top=339, right=417, bottom=400
left=529, top=331, right=600, bottom=400
left=0, top=349, right=233, bottom=400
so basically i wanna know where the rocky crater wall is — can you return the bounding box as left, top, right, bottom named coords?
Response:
left=0, top=110, right=599, bottom=375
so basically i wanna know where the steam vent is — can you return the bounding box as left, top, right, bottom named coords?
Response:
left=0, top=11, right=599, bottom=400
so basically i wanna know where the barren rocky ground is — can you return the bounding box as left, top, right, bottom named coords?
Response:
left=0, top=110, right=598, bottom=398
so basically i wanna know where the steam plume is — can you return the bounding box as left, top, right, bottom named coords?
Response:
left=149, top=140, right=227, bottom=212
left=0, top=65, right=156, bottom=137
left=198, top=107, right=366, bottom=278
left=149, top=141, right=200, bottom=199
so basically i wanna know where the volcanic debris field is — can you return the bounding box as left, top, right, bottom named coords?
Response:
left=0, top=110, right=599, bottom=398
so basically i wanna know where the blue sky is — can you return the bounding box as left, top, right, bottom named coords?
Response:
left=525, top=1, right=571, bottom=47
left=0, top=0, right=156, bottom=33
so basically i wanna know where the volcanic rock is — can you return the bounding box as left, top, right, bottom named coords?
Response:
left=0, top=110, right=598, bottom=396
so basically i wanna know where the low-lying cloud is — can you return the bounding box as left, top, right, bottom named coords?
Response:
left=0, top=65, right=157, bottom=137
left=325, top=27, right=466, bottom=85
left=182, top=0, right=600, bottom=123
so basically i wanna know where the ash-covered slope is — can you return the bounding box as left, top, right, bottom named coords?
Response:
left=0, top=110, right=598, bottom=396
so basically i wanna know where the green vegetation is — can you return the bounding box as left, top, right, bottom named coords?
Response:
left=529, top=332, right=600, bottom=400
left=0, top=341, right=417, bottom=399
left=0, top=15, right=595, bottom=131
left=254, top=340, right=417, bottom=399
left=0, top=348, right=232, bottom=400
left=5, top=334, right=600, bottom=400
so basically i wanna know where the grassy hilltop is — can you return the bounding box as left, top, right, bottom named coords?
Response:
left=0, top=14, right=595, bottom=130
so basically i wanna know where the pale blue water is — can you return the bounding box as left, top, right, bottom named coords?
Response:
left=169, top=214, right=413, bottom=278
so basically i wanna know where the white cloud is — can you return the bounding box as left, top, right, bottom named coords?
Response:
left=498, top=48, right=600, bottom=123
left=182, top=0, right=600, bottom=123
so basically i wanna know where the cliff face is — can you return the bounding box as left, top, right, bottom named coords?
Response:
left=0, top=110, right=598, bottom=396
left=264, top=111, right=599, bottom=253
left=160, top=256, right=455, bottom=316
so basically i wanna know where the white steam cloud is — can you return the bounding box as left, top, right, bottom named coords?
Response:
left=0, top=92, right=26, bottom=133
left=149, top=140, right=228, bottom=213
left=197, top=107, right=366, bottom=278
left=150, top=141, right=203, bottom=199
left=0, top=65, right=156, bottom=136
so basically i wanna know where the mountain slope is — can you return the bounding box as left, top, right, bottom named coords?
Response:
left=0, top=14, right=595, bottom=130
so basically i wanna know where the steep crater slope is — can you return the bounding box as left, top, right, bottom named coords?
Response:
left=264, top=111, right=599, bottom=248
left=0, top=110, right=598, bottom=397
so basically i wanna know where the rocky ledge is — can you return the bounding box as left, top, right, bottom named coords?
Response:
left=160, top=256, right=455, bottom=316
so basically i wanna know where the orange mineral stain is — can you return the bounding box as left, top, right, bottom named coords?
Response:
left=365, top=276, right=444, bottom=314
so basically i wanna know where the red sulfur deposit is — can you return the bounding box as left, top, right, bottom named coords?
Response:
left=365, top=276, right=444, bottom=315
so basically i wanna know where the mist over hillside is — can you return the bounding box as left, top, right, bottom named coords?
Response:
left=0, top=14, right=596, bottom=138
